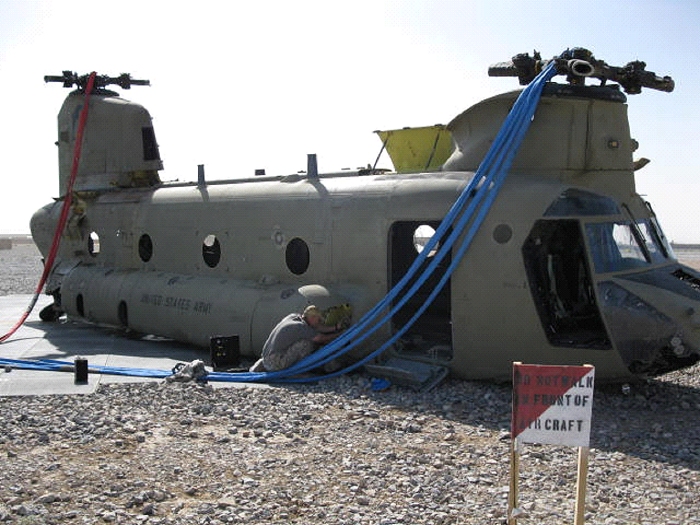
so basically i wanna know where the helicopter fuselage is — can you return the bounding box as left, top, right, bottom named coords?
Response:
left=30, top=69, right=700, bottom=382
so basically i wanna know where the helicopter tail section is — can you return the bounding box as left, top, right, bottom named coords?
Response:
left=47, top=72, right=162, bottom=196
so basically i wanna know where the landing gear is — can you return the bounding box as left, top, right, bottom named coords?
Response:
left=39, top=293, right=64, bottom=322
left=39, top=303, right=63, bottom=322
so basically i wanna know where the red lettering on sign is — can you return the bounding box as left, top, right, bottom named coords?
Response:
left=511, top=364, right=591, bottom=439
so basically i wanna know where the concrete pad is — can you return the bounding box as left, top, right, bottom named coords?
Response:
left=0, top=294, right=262, bottom=396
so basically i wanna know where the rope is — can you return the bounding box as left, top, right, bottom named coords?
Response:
left=0, top=72, right=97, bottom=343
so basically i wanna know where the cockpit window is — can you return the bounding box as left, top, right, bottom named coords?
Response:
left=544, top=188, right=621, bottom=217
left=637, top=220, right=667, bottom=264
left=585, top=219, right=670, bottom=273
left=645, top=201, right=676, bottom=259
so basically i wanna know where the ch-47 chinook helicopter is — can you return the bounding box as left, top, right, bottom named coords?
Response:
left=29, top=47, right=700, bottom=385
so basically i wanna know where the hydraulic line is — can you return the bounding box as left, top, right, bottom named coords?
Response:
left=0, top=72, right=97, bottom=343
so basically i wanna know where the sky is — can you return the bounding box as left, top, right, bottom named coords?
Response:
left=1, top=0, right=699, bottom=242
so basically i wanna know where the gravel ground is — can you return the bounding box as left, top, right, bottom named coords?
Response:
left=0, top=243, right=698, bottom=524
left=0, top=370, right=699, bottom=524
left=0, top=243, right=44, bottom=297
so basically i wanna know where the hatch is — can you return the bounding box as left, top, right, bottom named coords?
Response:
left=375, top=125, right=453, bottom=173
left=364, top=357, right=449, bottom=392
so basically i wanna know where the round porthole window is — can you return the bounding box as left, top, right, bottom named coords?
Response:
left=202, top=234, right=221, bottom=268
left=138, top=234, right=153, bottom=262
left=413, top=224, right=438, bottom=256
left=285, top=237, right=310, bottom=275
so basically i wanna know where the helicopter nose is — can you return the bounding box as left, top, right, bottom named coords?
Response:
left=600, top=266, right=700, bottom=375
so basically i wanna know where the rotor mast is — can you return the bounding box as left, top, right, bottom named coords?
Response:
left=488, top=48, right=674, bottom=94
left=44, top=71, right=150, bottom=93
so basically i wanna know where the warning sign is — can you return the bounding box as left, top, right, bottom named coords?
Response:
left=511, top=363, right=594, bottom=447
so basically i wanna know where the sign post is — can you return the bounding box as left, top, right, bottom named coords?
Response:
left=508, top=362, right=595, bottom=524
left=574, top=446, right=590, bottom=525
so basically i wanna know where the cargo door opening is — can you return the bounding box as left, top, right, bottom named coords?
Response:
left=389, top=221, right=453, bottom=361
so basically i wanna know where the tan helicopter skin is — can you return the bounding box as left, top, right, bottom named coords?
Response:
left=31, top=49, right=700, bottom=382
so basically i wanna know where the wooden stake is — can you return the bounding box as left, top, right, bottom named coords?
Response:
left=507, top=438, right=520, bottom=525
left=574, top=446, right=589, bottom=525
left=575, top=364, right=593, bottom=525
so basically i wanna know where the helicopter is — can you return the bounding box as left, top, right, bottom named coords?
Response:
left=29, top=48, right=700, bottom=386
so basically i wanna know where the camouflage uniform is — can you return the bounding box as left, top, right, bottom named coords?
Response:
left=249, top=313, right=318, bottom=372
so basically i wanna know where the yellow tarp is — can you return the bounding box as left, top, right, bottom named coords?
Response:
left=375, top=125, right=453, bottom=173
